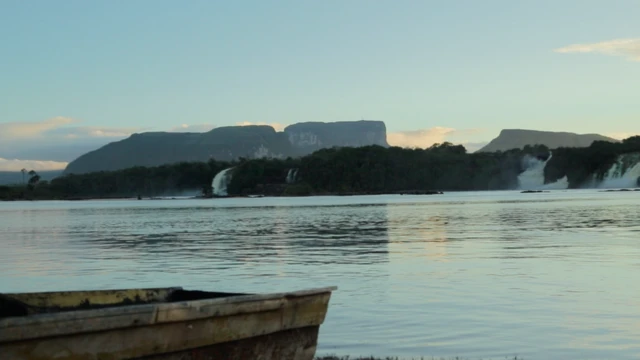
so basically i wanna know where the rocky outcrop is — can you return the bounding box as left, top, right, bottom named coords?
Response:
left=478, top=129, right=618, bottom=152
left=63, top=121, right=389, bottom=174
left=284, top=120, right=388, bottom=153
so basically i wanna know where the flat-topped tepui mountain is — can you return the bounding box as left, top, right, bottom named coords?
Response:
left=64, top=120, right=389, bottom=174
left=285, top=121, right=388, bottom=152
left=477, top=129, right=619, bottom=152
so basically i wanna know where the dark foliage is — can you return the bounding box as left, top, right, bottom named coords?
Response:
left=0, top=160, right=232, bottom=200
left=544, top=136, right=640, bottom=187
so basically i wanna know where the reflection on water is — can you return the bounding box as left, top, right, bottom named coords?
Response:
left=66, top=205, right=391, bottom=265
left=1, top=190, right=640, bottom=359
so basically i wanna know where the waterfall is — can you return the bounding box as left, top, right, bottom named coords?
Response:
left=286, top=169, right=294, bottom=184
left=542, top=176, right=569, bottom=190
left=286, top=168, right=299, bottom=184
left=211, top=167, right=234, bottom=196
left=518, top=153, right=550, bottom=190
left=517, top=152, right=568, bottom=190
left=598, top=153, right=640, bottom=189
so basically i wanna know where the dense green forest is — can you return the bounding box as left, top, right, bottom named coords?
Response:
left=0, top=161, right=232, bottom=200
left=1, top=136, right=639, bottom=201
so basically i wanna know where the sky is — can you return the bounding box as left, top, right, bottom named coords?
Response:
left=1, top=0, right=640, bottom=170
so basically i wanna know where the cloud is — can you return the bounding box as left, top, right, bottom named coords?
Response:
left=0, top=117, right=146, bottom=163
left=47, top=126, right=143, bottom=138
left=169, top=122, right=286, bottom=133
left=0, top=117, right=142, bottom=141
left=554, top=38, right=640, bottom=61
left=387, top=127, right=456, bottom=148
left=387, top=127, right=486, bottom=150
left=236, top=121, right=288, bottom=132
left=605, top=132, right=640, bottom=140
left=0, top=158, right=68, bottom=171
left=0, top=117, right=77, bottom=139
left=169, top=123, right=216, bottom=132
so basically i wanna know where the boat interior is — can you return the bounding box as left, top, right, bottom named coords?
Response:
left=0, top=287, right=248, bottom=319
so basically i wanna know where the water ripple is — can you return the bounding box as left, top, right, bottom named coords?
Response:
left=1, top=190, right=639, bottom=359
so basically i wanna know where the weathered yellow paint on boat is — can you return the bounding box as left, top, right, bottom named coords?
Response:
left=7, top=287, right=177, bottom=312
left=0, top=286, right=336, bottom=360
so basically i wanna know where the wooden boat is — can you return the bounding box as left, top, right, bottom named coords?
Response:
left=0, top=286, right=337, bottom=360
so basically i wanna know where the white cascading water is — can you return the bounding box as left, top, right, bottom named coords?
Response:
left=211, top=167, right=234, bottom=196
left=517, top=152, right=569, bottom=190
left=285, top=168, right=299, bottom=184
left=517, top=154, right=549, bottom=190
left=597, top=153, right=640, bottom=188
left=542, top=176, right=569, bottom=190
left=286, top=169, right=294, bottom=184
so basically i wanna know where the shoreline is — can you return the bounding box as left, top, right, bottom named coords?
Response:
left=2, top=187, right=639, bottom=202
left=0, top=190, right=445, bottom=202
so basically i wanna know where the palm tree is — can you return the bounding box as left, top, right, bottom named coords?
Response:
left=27, top=170, right=40, bottom=190
left=21, top=168, right=26, bottom=185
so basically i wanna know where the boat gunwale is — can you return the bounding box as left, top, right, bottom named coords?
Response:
left=0, top=286, right=337, bottom=343
left=2, top=286, right=184, bottom=298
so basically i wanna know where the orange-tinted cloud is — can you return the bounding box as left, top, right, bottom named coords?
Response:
left=0, top=117, right=77, bottom=139
left=169, top=123, right=216, bottom=132
left=605, top=132, right=640, bottom=140
left=0, top=117, right=143, bottom=141
left=236, top=121, right=287, bottom=132
left=0, top=157, right=68, bottom=171
left=387, top=127, right=486, bottom=151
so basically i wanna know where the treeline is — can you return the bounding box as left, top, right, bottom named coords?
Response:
left=0, top=161, right=232, bottom=200
left=1, top=136, right=639, bottom=201
left=227, top=142, right=557, bottom=195
left=50, top=161, right=231, bottom=197
left=267, top=143, right=519, bottom=194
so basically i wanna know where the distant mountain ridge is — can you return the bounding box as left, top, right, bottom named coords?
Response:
left=64, top=120, right=389, bottom=174
left=477, top=129, right=619, bottom=152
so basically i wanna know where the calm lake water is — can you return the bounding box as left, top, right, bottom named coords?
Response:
left=1, top=190, right=639, bottom=359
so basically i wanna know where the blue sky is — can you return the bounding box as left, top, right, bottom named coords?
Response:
left=1, top=0, right=639, bottom=169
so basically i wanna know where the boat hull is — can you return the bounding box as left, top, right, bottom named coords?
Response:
left=0, top=287, right=336, bottom=360
left=139, top=326, right=319, bottom=360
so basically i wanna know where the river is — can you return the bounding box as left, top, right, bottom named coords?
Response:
left=1, top=190, right=639, bottom=359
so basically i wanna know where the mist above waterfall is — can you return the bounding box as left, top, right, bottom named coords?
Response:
left=518, top=155, right=548, bottom=190
left=211, top=167, right=234, bottom=196
left=517, top=152, right=568, bottom=190
left=541, top=176, right=569, bottom=190
left=518, top=153, right=549, bottom=190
